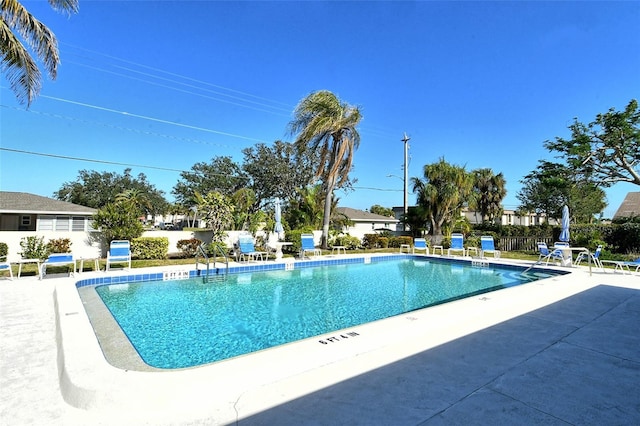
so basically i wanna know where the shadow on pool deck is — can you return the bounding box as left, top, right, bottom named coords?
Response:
left=238, top=284, right=640, bottom=425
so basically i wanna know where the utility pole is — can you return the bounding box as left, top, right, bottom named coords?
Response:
left=402, top=132, right=410, bottom=231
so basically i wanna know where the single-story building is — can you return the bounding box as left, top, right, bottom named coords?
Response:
left=334, top=207, right=399, bottom=240
left=0, top=191, right=100, bottom=258
left=0, top=191, right=97, bottom=232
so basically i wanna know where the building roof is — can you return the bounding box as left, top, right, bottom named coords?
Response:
left=336, top=207, right=398, bottom=223
left=0, top=192, right=97, bottom=215
left=613, top=192, right=640, bottom=219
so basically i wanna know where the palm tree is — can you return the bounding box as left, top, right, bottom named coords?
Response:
left=471, top=168, right=507, bottom=224
left=411, top=158, right=473, bottom=244
left=1, top=0, right=78, bottom=106
left=289, top=90, right=362, bottom=248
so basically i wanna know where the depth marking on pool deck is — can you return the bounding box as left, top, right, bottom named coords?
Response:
left=318, top=331, right=360, bottom=345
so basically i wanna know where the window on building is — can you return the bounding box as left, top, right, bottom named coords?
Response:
left=21, top=215, right=31, bottom=226
left=38, top=215, right=54, bottom=231
left=55, top=216, right=70, bottom=231
left=72, top=216, right=85, bottom=231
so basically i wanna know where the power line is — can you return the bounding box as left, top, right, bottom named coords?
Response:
left=1, top=147, right=404, bottom=192
left=0, top=147, right=185, bottom=173
left=0, top=105, right=237, bottom=149
left=39, top=94, right=268, bottom=143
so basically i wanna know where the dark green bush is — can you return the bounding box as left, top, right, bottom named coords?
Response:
left=132, top=237, right=169, bottom=260
left=378, top=237, right=389, bottom=248
left=607, top=223, right=640, bottom=254
left=362, top=234, right=379, bottom=249
left=286, top=228, right=315, bottom=253
left=0, top=242, right=7, bottom=257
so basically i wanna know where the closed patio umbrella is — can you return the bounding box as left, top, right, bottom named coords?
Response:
left=274, top=197, right=284, bottom=239
left=559, top=205, right=570, bottom=243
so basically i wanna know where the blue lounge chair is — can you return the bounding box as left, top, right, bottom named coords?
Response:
left=40, top=253, right=76, bottom=279
left=601, top=257, right=640, bottom=274
left=238, top=235, right=267, bottom=262
left=300, top=234, right=321, bottom=259
left=0, top=256, right=13, bottom=280
left=622, top=258, right=640, bottom=272
left=536, top=242, right=564, bottom=265
left=106, top=240, right=132, bottom=271
left=480, top=236, right=500, bottom=258
left=448, top=233, right=465, bottom=256
left=413, top=238, right=429, bottom=255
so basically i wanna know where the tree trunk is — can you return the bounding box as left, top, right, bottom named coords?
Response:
left=321, top=182, right=335, bottom=249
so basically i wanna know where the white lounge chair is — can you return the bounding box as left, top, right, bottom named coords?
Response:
left=40, top=253, right=76, bottom=279
left=300, top=234, right=321, bottom=259
left=0, top=256, right=13, bottom=280
left=480, top=236, right=501, bottom=258
left=413, top=238, right=429, bottom=255
left=106, top=240, right=132, bottom=271
left=575, top=245, right=603, bottom=269
left=448, top=233, right=465, bottom=256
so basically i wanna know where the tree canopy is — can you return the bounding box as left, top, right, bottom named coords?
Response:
left=241, top=140, right=316, bottom=210
left=172, top=156, right=248, bottom=209
left=544, top=99, right=640, bottom=187
left=55, top=168, right=168, bottom=215
left=517, top=160, right=606, bottom=222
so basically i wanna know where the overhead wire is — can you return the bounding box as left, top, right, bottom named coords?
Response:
left=0, top=147, right=403, bottom=192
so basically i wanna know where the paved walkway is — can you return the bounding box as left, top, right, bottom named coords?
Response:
left=1, top=266, right=639, bottom=425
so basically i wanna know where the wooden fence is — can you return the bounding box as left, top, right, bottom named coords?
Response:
left=496, top=237, right=554, bottom=252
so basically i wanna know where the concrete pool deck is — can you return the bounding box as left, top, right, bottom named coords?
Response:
left=1, top=256, right=639, bottom=425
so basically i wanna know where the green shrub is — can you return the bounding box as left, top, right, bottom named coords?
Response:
left=47, top=238, right=72, bottom=253
left=331, top=234, right=361, bottom=249
left=286, top=228, right=314, bottom=253
left=176, top=238, right=202, bottom=258
left=378, top=237, right=389, bottom=248
left=132, top=237, right=169, bottom=260
left=465, top=235, right=480, bottom=250
left=0, top=242, right=7, bottom=258
left=19, top=236, right=49, bottom=259
left=398, top=236, right=414, bottom=247
left=206, top=241, right=230, bottom=257
left=607, top=223, right=640, bottom=254
left=362, top=234, right=379, bottom=249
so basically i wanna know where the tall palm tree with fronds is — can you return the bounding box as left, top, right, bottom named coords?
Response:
left=289, top=90, right=362, bottom=248
left=1, top=0, right=78, bottom=106
left=411, top=158, right=473, bottom=244
left=471, top=168, right=507, bottom=224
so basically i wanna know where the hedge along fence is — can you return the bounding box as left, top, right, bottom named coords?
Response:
left=131, top=237, right=169, bottom=260
left=473, top=223, right=640, bottom=255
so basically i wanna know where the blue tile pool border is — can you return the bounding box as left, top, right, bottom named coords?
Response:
left=75, top=254, right=567, bottom=288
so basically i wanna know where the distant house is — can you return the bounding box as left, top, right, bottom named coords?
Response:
left=0, top=191, right=97, bottom=232
left=0, top=191, right=98, bottom=257
left=334, top=207, right=399, bottom=240
left=613, top=192, right=640, bottom=220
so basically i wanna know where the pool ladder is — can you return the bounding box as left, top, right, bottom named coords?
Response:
left=196, top=244, right=229, bottom=283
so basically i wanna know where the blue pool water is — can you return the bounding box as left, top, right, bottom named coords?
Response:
left=95, top=258, right=559, bottom=369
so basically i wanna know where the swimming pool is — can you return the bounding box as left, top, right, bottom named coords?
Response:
left=90, top=257, right=561, bottom=369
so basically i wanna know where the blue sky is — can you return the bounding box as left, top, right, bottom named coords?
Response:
left=1, top=1, right=639, bottom=218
